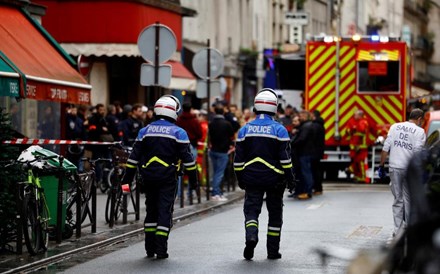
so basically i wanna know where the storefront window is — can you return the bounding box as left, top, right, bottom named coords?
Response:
left=0, top=97, right=61, bottom=152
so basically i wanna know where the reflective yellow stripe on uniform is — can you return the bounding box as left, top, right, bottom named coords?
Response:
left=235, top=157, right=284, bottom=174
left=246, top=220, right=258, bottom=228
left=142, top=156, right=170, bottom=168
left=156, top=231, right=168, bottom=237
left=126, top=163, right=136, bottom=169
left=144, top=223, right=157, bottom=233
left=268, top=226, right=281, bottom=236
left=267, top=232, right=280, bottom=236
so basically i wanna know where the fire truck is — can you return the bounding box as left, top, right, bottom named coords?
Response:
left=304, top=35, right=409, bottom=180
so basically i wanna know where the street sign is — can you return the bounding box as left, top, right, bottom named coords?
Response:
left=285, top=11, right=309, bottom=25
left=196, top=79, right=221, bottom=99
left=137, top=23, right=177, bottom=64
left=192, top=48, right=224, bottom=80
left=140, top=63, right=171, bottom=87
left=289, top=24, right=303, bottom=44
left=77, top=55, right=92, bottom=77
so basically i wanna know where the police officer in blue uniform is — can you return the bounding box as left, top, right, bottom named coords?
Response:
left=234, top=88, right=295, bottom=260
left=122, top=95, right=198, bottom=259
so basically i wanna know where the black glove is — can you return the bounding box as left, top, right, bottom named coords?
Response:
left=238, top=180, right=245, bottom=190
left=286, top=180, right=296, bottom=193
left=378, top=165, right=386, bottom=179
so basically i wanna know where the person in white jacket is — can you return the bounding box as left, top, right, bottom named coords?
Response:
left=379, top=108, right=426, bottom=238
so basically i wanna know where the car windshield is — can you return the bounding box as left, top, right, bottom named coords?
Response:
left=427, top=120, right=440, bottom=137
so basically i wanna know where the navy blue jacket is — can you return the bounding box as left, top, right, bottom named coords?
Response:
left=118, top=116, right=143, bottom=146
left=234, top=114, right=294, bottom=188
left=123, top=119, right=197, bottom=184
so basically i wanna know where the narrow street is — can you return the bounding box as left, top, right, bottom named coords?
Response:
left=59, top=184, right=393, bottom=274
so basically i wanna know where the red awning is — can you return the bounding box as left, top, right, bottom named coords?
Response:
left=0, top=6, right=92, bottom=104
left=165, top=61, right=196, bottom=91
left=167, top=61, right=195, bottom=79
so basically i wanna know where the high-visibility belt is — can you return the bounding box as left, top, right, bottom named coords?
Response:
left=234, top=157, right=284, bottom=174
left=142, top=156, right=170, bottom=168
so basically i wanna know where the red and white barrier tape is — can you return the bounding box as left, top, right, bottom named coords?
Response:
left=2, top=138, right=120, bottom=145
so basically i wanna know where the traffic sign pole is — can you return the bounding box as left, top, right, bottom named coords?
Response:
left=154, top=22, right=160, bottom=86
left=206, top=39, right=210, bottom=201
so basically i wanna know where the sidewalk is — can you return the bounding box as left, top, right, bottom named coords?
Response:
left=0, top=188, right=245, bottom=272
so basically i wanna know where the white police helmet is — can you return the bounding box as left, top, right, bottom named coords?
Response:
left=254, top=88, right=278, bottom=115
left=153, top=95, right=181, bottom=121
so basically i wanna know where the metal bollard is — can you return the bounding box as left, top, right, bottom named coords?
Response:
left=16, top=182, right=23, bottom=254
left=75, top=173, right=81, bottom=238
left=56, top=156, right=64, bottom=244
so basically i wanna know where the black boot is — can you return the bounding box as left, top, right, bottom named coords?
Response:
left=155, top=235, right=169, bottom=259
left=156, top=253, right=169, bottom=259
left=145, top=233, right=156, bottom=258
left=267, top=235, right=281, bottom=260
left=267, top=252, right=282, bottom=259
left=243, top=239, right=257, bottom=260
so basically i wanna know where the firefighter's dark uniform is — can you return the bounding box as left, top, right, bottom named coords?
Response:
left=234, top=113, right=294, bottom=258
left=122, top=118, right=197, bottom=258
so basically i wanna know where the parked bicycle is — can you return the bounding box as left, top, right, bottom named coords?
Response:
left=66, top=157, right=111, bottom=236
left=105, top=145, right=139, bottom=227
left=98, top=145, right=133, bottom=193
left=1, top=154, right=67, bottom=255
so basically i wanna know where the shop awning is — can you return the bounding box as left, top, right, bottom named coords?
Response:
left=0, top=6, right=92, bottom=104
left=0, top=51, right=25, bottom=98
left=60, top=43, right=141, bottom=57
left=166, top=61, right=196, bottom=91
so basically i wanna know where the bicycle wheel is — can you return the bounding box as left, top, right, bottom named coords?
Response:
left=100, top=165, right=114, bottom=193
left=105, top=190, right=113, bottom=224
left=39, top=196, right=49, bottom=251
left=105, top=187, right=122, bottom=224
left=22, top=191, right=41, bottom=255
left=66, top=192, right=90, bottom=229
left=114, top=190, right=122, bottom=221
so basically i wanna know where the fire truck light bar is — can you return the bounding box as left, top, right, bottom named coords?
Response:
left=310, top=35, right=400, bottom=43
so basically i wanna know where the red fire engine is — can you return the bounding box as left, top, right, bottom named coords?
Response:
left=304, top=35, right=409, bottom=180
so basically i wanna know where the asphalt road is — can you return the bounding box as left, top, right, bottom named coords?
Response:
left=62, top=184, right=394, bottom=274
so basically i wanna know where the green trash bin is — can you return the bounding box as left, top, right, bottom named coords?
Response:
left=31, top=148, right=77, bottom=232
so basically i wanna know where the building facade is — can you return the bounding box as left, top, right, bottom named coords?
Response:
left=34, top=0, right=196, bottom=108
left=181, top=0, right=290, bottom=109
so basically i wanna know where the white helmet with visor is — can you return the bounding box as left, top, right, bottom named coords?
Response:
left=153, top=95, right=181, bottom=121
left=253, top=88, right=278, bottom=115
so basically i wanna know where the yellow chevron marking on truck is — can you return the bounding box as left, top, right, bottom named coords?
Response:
left=310, top=46, right=327, bottom=63
left=309, top=82, right=335, bottom=109
left=310, top=62, right=336, bottom=87
left=355, top=97, right=386, bottom=125
left=381, top=98, right=403, bottom=122
left=339, top=94, right=356, bottom=115
left=310, top=88, right=335, bottom=110
left=310, top=47, right=335, bottom=74
left=309, top=71, right=336, bottom=98
left=310, top=58, right=336, bottom=86
left=325, top=126, right=335, bottom=140
left=341, top=60, right=356, bottom=77
left=339, top=48, right=356, bottom=68
left=388, top=95, right=403, bottom=109
left=339, top=73, right=356, bottom=92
